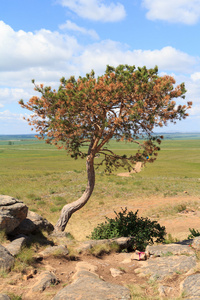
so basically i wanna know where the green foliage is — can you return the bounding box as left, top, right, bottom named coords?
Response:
left=89, top=242, right=120, bottom=256
left=8, top=294, right=22, bottom=300
left=163, top=233, right=179, bottom=244
left=188, top=228, right=200, bottom=239
left=89, top=208, right=166, bottom=251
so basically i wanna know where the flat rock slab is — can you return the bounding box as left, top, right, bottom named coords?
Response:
left=136, top=256, right=196, bottom=280
left=53, top=270, right=131, bottom=300
left=0, top=195, right=28, bottom=234
left=38, top=245, right=69, bottom=257
left=0, top=244, right=14, bottom=271
left=180, top=274, right=200, bottom=299
left=146, top=243, right=195, bottom=257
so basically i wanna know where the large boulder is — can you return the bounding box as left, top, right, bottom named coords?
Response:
left=11, top=210, right=54, bottom=235
left=0, top=195, right=28, bottom=234
left=0, top=244, right=14, bottom=271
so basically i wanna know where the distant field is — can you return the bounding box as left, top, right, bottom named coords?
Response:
left=0, top=134, right=200, bottom=240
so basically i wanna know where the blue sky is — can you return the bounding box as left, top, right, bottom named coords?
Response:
left=0, top=0, right=200, bottom=134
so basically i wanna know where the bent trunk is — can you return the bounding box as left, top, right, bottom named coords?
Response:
left=54, top=155, right=95, bottom=232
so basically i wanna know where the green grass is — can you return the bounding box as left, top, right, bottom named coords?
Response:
left=0, top=136, right=200, bottom=239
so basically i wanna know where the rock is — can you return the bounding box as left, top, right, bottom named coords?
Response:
left=0, top=295, right=10, bottom=300
left=110, top=268, right=124, bottom=277
left=11, top=210, right=54, bottom=235
left=5, top=235, right=28, bottom=256
left=31, top=271, right=58, bottom=292
left=38, top=245, right=68, bottom=257
left=23, top=269, right=37, bottom=281
left=77, top=236, right=133, bottom=253
left=146, top=243, right=195, bottom=257
left=158, top=285, right=173, bottom=297
left=135, top=256, right=196, bottom=280
left=180, top=274, right=200, bottom=299
left=192, top=237, right=200, bottom=251
left=0, top=244, right=14, bottom=271
left=53, top=270, right=131, bottom=300
left=0, top=195, right=28, bottom=234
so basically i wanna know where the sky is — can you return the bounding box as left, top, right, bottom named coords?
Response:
left=0, top=0, right=200, bottom=134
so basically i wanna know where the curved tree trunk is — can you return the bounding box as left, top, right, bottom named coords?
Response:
left=54, top=154, right=95, bottom=232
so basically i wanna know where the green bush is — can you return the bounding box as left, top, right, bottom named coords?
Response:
left=188, top=228, right=200, bottom=239
left=88, top=208, right=166, bottom=251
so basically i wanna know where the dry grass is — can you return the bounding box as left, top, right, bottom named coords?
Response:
left=0, top=138, right=200, bottom=241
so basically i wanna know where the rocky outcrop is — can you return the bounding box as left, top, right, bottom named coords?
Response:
left=135, top=243, right=196, bottom=280
left=0, top=195, right=28, bottom=234
left=53, top=261, right=131, bottom=300
left=11, top=210, right=54, bottom=235
left=146, top=243, right=195, bottom=257
left=136, top=255, right=196, bottom=280
left=0, top=245, right=14, bottom=271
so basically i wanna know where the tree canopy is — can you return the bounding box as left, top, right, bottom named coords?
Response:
left=19, top=65, right=191, bottom=173
left=19, top=65, right=191, bottom=231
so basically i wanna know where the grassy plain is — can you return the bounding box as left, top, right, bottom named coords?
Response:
left=0, top=135, right=200, bottom=240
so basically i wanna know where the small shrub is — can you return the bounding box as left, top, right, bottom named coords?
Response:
left=65, top=232, right=75, bottom=240
left=188, top=228, right=200, bottom=239
left=89, top=242, right=120, bottom=257
left=163, top=233, right=179, bottom=244
left=67, top=247, right=80, bottom=260
left=8, top=293, right=22, bottom=300
left=88, top=208, right=166, bottom=251
left=174, top=203, right=187, bottom=213
left=49, top=189, right=56, bottom=194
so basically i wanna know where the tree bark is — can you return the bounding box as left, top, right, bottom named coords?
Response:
left=54, top=154, right=95, bottom=232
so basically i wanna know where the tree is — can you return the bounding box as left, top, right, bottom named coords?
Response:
left=19, top=65, right=191, bottom=232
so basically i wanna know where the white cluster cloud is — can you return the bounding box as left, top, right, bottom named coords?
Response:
left=0, top=88, right=31, bottom=107
left=59, top=20, right=99, bottom=39
left=0, top=110, right=28, bottom=121
left=191, top=72, right=200, bottom=81
left=0, top=20, right=200, bottom=133
left=58, top=0, right=126, bottom=22
left=0, top=21, right=80, bottom=72
left=142, top=0, right=200, bottom=25
left=75, top=42, right=199, bottom=75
